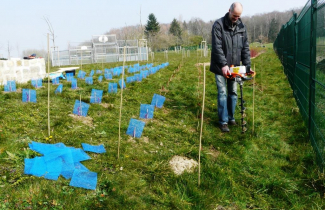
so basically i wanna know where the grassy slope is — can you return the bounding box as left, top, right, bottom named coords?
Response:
left=0, top=48, right=324, bottom=209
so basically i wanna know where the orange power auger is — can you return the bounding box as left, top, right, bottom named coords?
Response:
left=227, top=66, right=256, bottom=133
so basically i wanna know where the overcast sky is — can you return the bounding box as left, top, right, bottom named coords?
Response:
left=0, top=0, right=308, bottom=58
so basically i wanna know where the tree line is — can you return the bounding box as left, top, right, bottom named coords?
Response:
left=106, top=7, right=303, bottom=51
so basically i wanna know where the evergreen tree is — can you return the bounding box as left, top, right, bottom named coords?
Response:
left=145, top=13, right=160, bottom=37
left=268, top=18, right=279, bottom=42
left=169, top=18, right=182, bottom=38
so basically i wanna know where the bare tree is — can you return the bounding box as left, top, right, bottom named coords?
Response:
left=43, top=16, right=57, bottom=50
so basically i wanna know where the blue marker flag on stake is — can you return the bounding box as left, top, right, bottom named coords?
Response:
left=98, top=75, right=103, bottom=83
left=31, top=79, right=42, bottom=88
left=134, top=74, right=142, bottom=82
left=151, top=94, right=166, bottom=108
left=108, top=83, right=117, bottom=93
left=126, top=118, right=145, bottom=138
left=55, top=84, right=63, bottom=94
left=90, top=70, right=95, bottom=77
left=66, top=73, right=74, bottom=82
left=22, top=89, right=36, bottom=103
left=78, top=70, right=86, bottom=79
left=69, top=169, right=97, bottom=190
left=85, top=77, right=93, bottom=85
left=119, top=79, right=126, bottom=89
left=4, top=81, right=16, bottom=92
left=90, top=89, right=103, bottom=104
left=52, top=77, right=60, bottom=85
left=73, top=100, right=90, bottom=117
left=139, top=104, right=155, bottom=119
left=71, top=78, right=78, bottom=89
left=104, top=73, right=112, bottom=80
left=126, top=76, right=134, bottom=83
left=81, top=143, right=106, bottom=153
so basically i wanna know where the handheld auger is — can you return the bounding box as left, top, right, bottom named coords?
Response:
left=227, top=66, right=256, bottom=133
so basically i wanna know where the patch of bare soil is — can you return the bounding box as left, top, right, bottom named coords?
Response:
left=127, top=136, right=136, bottom=143
left=169, top=155, right=198, bottom=175
left=206, top=145, right=220, bottom=159
left=100, top=103, right=114, bottom=108
left=68, top=114, right=93, bottom=127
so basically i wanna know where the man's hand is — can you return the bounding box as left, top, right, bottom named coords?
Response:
left=221, top=65, right=231, bottom=78
left=247, top=68, right=254, bottom=75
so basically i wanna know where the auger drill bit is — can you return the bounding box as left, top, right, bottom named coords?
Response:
left=227, top=67, right=256, bottom=134
left=237, top=79, right=247, bottom=133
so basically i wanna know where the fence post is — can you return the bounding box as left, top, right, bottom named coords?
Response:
left=309, top=0, right=316, bottom=154
left=293, top=13, right=297, bottom=92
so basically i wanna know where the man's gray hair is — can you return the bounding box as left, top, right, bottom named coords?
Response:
left=230, top=2, right=243, bottom=12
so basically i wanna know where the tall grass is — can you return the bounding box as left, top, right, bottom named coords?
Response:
left=0, top=48, right=324, bottom=209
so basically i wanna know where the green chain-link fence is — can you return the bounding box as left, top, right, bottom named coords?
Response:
left=274, top=0, right=325, bottom=170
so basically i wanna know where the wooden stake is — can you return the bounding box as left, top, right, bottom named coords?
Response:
left=252, top=64, right=255, bottom=135
left=118, top=46, right=126, bottom=159
left=198, top=63, right=206, bottom=186
left=47, top=33, right=50, bottom=137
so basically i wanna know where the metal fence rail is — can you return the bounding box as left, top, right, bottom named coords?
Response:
left=274, top=0, right=325, bottom=170
left=51, top=35, right=148, bottom=67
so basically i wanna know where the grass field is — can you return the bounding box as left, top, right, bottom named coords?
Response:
left=0, top=47, right=324, bottom=209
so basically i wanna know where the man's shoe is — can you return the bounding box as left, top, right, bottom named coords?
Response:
left=219, top=124, right=230, bottom=132
left=228, top=120, right=237, bottom=126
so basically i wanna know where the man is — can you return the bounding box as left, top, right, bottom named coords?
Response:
left=210, top=2, right=252, bottom=132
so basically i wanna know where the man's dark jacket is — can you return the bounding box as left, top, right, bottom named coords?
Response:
left=210, top=12, right=251, bottom=75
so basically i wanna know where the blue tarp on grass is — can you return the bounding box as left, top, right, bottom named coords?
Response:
left=24, top=141, right=103, bottom=190
left=81, top=143, right=106, bottom=154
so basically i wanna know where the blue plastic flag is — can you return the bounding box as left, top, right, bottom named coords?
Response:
left=98, top=75, right=103, bottom=83
left=31, top=79, right=42, bottom=88
left=90, top=70, right=95, bottom=77
left=22, top=89, right=36, bottom=103
left=90, top=89, right=103, bottom=104
left=108, top=83, right=117, bottom=93
left=52, top=77, right=60, bottom=85
left=134, top=74, right=142, bottom=82
left=55, top=84, right=63, bottom=94
left=66, top=73, right=74, bottom=82
left=73, top=100, right=90, bottom=117
left=71, top=78, right=78, bottom=89
left=78, top=70, right=86, bottom=79
left=151, top=94, right=166, bottom=108
left=126, top=118, right=145, bottom=138
left=104, top=73, right=112, bottom=80
left=4, top=81, right=16, bottom=92
left=126, top=76, right=134, bottom=83
left=139, top=104, right=155, bottom=119
left=85, top=77, right=93, bottom=85
left=119, top=79, right=126, bottom=89
left=81, top=143, right=106, bottom=153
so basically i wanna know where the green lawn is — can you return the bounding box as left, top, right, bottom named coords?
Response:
left=0, top=48, right=324, bottom=209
